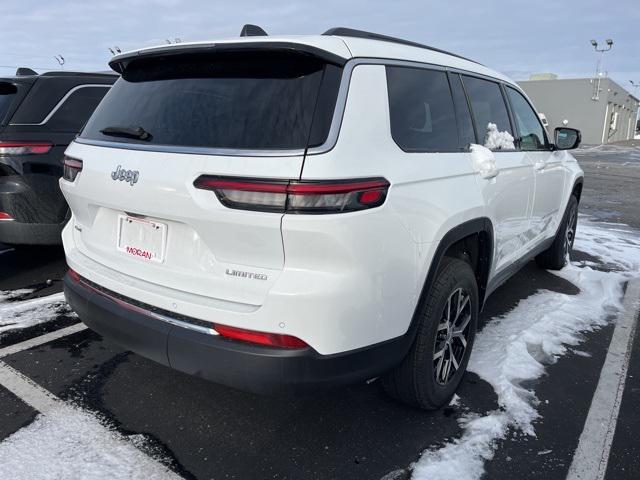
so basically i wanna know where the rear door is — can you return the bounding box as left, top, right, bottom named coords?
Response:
left=505, top=86, right=564, bottom=243
left=460, top=74, right=536, bottom=274
left=62, top=48, right=343, bottom=306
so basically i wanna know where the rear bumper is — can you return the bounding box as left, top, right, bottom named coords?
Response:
left=0, top=218, right=65, bottom=245
left=0, top=170, right=68, bottom=245
left=64, top=272, right=411, bottom=394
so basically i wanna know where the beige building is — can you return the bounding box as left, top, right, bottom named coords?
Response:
left=518, top=76, right=639, bottom=145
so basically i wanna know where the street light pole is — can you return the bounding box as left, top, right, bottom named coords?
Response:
left=631, top=81, right=640, bottom=135
left=590, top=39, right=613, bottom=101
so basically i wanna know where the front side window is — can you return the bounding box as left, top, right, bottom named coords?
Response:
left=506, top=87, right=547, bottom=150
left=386, top=66, right=458, bottom=152
left=462, top=75, right=514, bottom=150
left=81, top=51, right=341, bottom=151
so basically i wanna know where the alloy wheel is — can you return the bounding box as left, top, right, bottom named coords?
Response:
left=564, top=204, right=577, bottom=258
left=433, top=287, right=472, bottom=385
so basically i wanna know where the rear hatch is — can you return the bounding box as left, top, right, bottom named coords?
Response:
left=64, top=45, right=345, bottom=306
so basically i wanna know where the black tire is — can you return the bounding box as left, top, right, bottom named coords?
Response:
left=535, top=195, right=578, bottom=270
left=382, top=257, right=479, bottom=410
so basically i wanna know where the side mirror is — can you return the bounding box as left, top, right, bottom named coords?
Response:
left=554, top=127, right=581, bottom=150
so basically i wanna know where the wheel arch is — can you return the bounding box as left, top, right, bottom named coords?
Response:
left=406, top=217, right=494, bottom=343
left=571, top=176, right=584, bottom=203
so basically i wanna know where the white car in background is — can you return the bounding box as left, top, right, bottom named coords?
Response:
left=60, top=26, right=584, bottom=409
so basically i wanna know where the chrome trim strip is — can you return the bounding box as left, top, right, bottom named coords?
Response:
left=144, top=310, right=219, bottom=336
left=73, top=137, right=307, bottom=157
left=78, top=278, right=219, bottom=336
left=10, top=84, right=111, bottom=126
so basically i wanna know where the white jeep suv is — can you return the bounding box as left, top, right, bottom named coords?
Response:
left=60, top=27, right=583, bottom=409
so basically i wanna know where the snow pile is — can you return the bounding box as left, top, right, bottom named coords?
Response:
left=0, top=292, right=74, bottom=335
left=483, top=123, right=515, bottom=150
left=0, top=404, right=176, bottom=479
left=412, top=218, right=640, bottom=480
left=0, top=288, right=35, bottom=303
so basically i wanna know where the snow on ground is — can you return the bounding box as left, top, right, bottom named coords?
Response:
left=0, top=403, right=176, bottom=480
left=0, top=288, right=35, bottom=303
left=0, top=292, right=74, bottom=335
left=411, top=218, right=640, bottom=480
left=574, top=144, right=640, bottom=161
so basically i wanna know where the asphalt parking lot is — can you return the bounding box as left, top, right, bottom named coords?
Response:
left=0, top=144, right=639, bottom=480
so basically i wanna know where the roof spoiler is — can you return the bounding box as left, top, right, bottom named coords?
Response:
left=108, top=42, right=347, bottom=74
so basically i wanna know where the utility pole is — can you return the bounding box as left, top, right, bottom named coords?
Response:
left=590, top=39, right=613, bottom=101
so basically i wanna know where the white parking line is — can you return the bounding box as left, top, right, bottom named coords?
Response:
left=0, top=324, right=180, bottom=479
left=566, top=278, right=640, bottom=480
left=0, top=323, right=87, bottom=359
left=0, top=248, right=14, bottom=255
left=0, top=361, right=60, bottom=412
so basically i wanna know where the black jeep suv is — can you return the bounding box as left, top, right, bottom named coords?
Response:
left=0, top=69, right=116, bottom=245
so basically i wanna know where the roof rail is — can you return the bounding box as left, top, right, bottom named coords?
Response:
left=322, top=27, right=480, bottom=65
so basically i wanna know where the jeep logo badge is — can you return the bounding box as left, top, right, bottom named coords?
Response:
left=111, top=165, right=139, bottom=186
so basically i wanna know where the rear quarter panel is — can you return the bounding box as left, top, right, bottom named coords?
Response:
left=291, top=64, right=486, bottom=350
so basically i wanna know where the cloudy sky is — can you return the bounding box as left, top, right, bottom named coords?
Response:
left=1, top=0, right=638, bottom=90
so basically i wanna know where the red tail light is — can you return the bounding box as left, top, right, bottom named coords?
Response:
left=67, top=268, right=81, bottom=282
left=0, top=141, right=52, bottom=155
left=0, top=212, right=13, bottom=221
left=63, top=156, right=83, bottom=182
left=214, top=324, right=308, bottom=349
left=194, top=176, right=390, bottom=213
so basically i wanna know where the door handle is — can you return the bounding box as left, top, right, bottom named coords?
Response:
left=535, top=160, right=547, bottom=171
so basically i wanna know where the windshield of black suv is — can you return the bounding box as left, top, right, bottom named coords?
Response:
left=80, top=50, right=342, bottom=151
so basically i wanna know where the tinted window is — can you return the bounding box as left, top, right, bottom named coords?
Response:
left=0, top=82, right=18, bottom=123
left=81, top=51, right=340, bottom=150
left=449, top=73, right=476, bottom=147
left=506, top=87, right=547, bottom=150
left=462, top=76, right=513, bottom=142
left=48, top=86, right=109, bottom=132
left=386, top=66, right=458, bottom=152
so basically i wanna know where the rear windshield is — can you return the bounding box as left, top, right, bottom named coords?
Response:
left=80, top=51, right=342, bottom=151
left=0, top=82, right=18, bottom=123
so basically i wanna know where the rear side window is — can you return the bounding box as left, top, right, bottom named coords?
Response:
left=386, top=66, right=458, bottom=152
left=81, top=51, right=341, bottom=151
left=506, top=87, right=548, bottom=151
left=449, top=73, right=476, bottom=148
left=462, top=76, right=513, bottom=140
left=48, top=86, right=110, bottom=132
left=0, top=82, right=18, bottom=123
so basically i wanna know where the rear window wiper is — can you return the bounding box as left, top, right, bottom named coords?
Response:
left=100, top=126, right=152, bottom=141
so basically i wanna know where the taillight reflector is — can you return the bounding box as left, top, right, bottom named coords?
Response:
left=63, top=156, right=83, bottom=182
left=67, top=268, right=81, bottom=282
left=0, top=141, right=53, bottom=155
left=194, top=176, right=390, bottom=214
left=214, top=324, right=308, bottom=349
left=0, top=212, right=13, bottom=221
